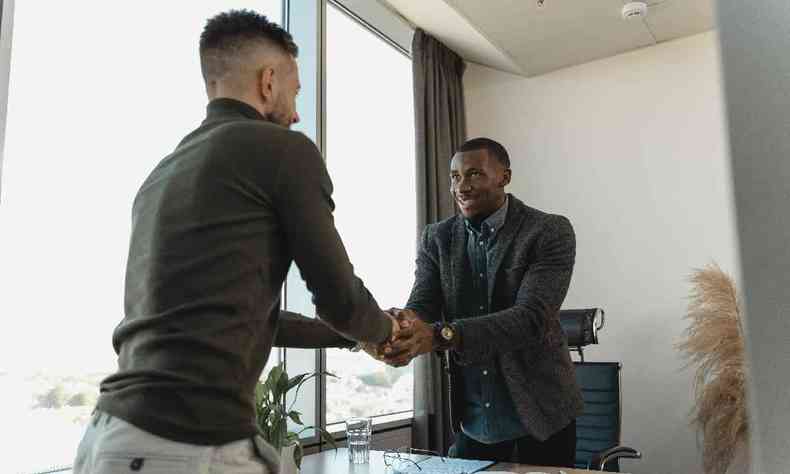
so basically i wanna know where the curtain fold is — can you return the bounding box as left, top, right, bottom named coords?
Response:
left=410, top=28, right=467, bottom=455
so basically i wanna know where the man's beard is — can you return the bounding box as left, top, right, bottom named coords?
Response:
left=262, top=97, right=292, bottom=128
left=262, top=110, right=291, bottom=128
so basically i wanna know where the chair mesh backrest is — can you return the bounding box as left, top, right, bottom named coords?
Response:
left=574, top=362, right=621, bottom=471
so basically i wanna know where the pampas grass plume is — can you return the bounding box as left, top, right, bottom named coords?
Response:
left=678, top=264, right=748, bottom=474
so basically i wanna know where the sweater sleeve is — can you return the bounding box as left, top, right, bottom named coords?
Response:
left=273, top=311, right=355, bottom=348
left=271, top=132, right=392, bottom=344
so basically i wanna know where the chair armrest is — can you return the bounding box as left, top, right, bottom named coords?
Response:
left=589, top=445, right=642, bottom=471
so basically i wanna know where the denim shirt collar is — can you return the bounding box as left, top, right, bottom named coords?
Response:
left=464, top=196, right=509, bottom=241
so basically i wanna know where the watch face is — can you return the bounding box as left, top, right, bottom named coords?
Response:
left=441, top=326, right=454, bottom=340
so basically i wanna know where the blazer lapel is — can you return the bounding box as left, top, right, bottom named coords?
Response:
left=487, top=197, right=528, bottom=304
left=449, top=217, right=468, bottom=321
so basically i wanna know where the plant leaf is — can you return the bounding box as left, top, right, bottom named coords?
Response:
left=266, top=364, right=283, bottom=397
left=294, top=441, right=304, bottom=468
left=317, top=427, right=338, bottom=450
left=266, top=363, right=282, bottom=386
left=260, top=377, right=273, bottom=405
left=270, top=415, right=287, bottom=449
left=287, top=371, right=337, bottom=411
left=288, top=410, right=303, bottom=426
left=287, top=373, right=309, bottom=392
left=256, top=406, right=272, bottom=428
left=277, top=366, right=290, bottom=401
left=301, top=425, right=338, bottom=451
left=255, top=364, right=342, bottom=452
left=254, top=381, right=266, bottom=406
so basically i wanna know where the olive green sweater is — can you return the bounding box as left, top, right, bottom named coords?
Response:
left=97, top=98, right=391, bottom=445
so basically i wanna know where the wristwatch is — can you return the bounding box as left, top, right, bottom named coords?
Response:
left=432, top=322, right=457, bottom=351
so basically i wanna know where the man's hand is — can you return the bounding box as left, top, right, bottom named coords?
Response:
left=360, top=308, right=433, bottom=366
left=359, top=311, right=402, bottom=361
left=381, top=314, right=434, bottom=367
left=388, top=312, right=402, bottom=342
left=386, top=307, right=419, bottom=328
left=360, top=342, right=385, bottom=360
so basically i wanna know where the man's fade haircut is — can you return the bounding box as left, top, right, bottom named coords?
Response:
left=457, top=137, right=511, bottom=169
left=199, top=9, right=298, bottom=83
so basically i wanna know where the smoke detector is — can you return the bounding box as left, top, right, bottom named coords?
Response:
left=622, top=2, right=648, bottom=20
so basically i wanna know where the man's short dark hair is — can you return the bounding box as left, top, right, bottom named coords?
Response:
left=457, top=137, right=511, bottom=169
left=199, top=9, right=298, bottom=82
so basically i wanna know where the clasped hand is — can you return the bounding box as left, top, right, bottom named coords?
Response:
left=362, top=308, right=434, bottom=367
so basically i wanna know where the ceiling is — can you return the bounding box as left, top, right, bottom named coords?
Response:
left=381, top=0, right=717, bottom=76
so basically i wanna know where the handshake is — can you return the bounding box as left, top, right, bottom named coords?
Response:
left=360, top=308, right=436, bottom=367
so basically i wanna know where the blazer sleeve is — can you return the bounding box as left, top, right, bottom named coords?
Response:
left=452, top=214, right=576, bottom=365
left=404, top=224, right=444, bottom=323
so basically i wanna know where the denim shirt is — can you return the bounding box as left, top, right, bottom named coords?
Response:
left=458, top=198, right=529, bottom=444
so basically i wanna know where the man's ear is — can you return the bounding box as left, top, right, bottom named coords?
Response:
left=259, top=67, right=275, bottom=103
left=500, top=169, right=512, bottom=188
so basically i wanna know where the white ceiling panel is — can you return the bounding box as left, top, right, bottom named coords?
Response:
left=383, top=0, right=523, bottom=74
left=646, top=0, right=717, bottom=43
left=450, top=0, right=656, bottom=75
left=379, top=0, right=716, bottom=77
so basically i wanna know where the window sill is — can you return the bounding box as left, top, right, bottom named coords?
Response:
left=303, top=410, right=414, bottom=450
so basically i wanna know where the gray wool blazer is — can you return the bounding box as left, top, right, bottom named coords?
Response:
left=406, top=195, right=584, bottom=442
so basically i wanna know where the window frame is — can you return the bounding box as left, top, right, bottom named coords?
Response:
left=330, top=0, right=413, bottom=58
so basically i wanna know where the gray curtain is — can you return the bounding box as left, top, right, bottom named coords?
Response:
left=411, top=28, right=467, bottom=454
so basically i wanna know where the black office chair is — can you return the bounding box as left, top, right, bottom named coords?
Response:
left=559, top=308, right=642, bottom=472
left=559, top=308, right=605, bottom=363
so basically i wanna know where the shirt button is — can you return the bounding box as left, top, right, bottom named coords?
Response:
left=482, top=370, right=488, bottom=375
left=485, top=402, right=491, bottom=408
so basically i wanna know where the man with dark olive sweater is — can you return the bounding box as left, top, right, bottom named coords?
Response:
left=73, top=10, right=398, bottom=474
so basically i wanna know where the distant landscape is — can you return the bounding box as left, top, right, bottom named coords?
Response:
left=2, top=357, right=412, bottom=474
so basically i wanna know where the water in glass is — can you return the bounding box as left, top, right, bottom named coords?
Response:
left=346, top=417, right=372, bottom=464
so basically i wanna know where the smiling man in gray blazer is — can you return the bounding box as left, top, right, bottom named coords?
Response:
left=383, top=137, right=583, bottom=467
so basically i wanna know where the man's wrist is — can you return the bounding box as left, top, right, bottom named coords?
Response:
left=342, top=336, right=363, bottom=351
left=431, top=321, right=458, bottom=351
left=348, top=341, right=364, bottom=352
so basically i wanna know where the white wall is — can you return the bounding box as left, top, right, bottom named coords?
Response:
left=465, top=31, right=739, bottom=474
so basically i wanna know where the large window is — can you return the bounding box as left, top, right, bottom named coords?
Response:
left=324, top=3, right=417, bottom=425
left=0, top=2, right=282, bottom=473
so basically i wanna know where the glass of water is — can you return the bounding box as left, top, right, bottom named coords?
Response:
left=345, top=417, right=372, bottom=464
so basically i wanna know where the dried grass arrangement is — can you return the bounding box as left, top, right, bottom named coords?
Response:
left=677, top=264, right=748, bottom=474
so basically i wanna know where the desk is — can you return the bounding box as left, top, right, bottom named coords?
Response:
left=302, top=449, right=629, bottom=474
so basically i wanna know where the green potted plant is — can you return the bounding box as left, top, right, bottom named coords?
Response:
left=254, top=362, right=337, bottom=472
